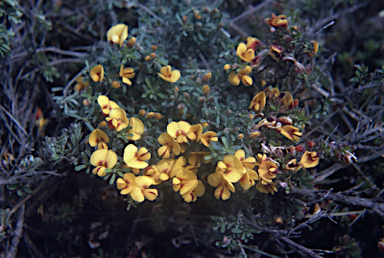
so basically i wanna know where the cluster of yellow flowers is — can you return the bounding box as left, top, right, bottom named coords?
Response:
left=83, top=21, right=323, bottom=205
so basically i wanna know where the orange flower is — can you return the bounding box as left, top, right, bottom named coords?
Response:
left=280, top=125, right=302, bottom=141
left=300, top=151, right=319, bottom=168
left=246, top=37, right=261, bottom=51
left=281, top=91, right=294, bottom=108
left=269, top=45, right=284, bottom=60
left=265, top=14, right=288, bottom=28
left=285, top=159, right=302, bottom=173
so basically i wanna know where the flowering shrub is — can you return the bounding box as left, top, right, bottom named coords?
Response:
left=2, top=0, right=384, bottom=257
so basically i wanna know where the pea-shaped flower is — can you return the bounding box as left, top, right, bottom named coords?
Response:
left=90, top=149, right=117, bottom=177
left=124, top=144, right=151, bottom=169
left=106, top=24, right=128, bottom=47
left=236, top=42, right=255, bottom=63
left=116, top=173, right=136, bottom=195
left=119, top=65, right=135, bottom=85
left=300, top=151, right=319, bottom=168
left=90, top=65, right=104, bottom=82
left=228, top=66, right=253, bottom=86
left=158, top=65, right=181, bottom=83
left=89, top=129, right=109, bottom=147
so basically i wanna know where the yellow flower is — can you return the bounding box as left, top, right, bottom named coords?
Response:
left=280, top=125, right=302, bottom=141
left=106, top=107, right=129, bottom=131
left=234, top=149, right=256, bottom=169
left=97, top=142, right=108, bottom=149
left=285, top=159, right=302, bottom=173
left=157, top=132, right=181, bottom=159
left=130, top=176, right=158, bottom=203
left=215, top=155, right=244, bottom=183
left=236, top=42, right=255, bottom=62
left=200, top=131, right=218, bottom=147
left=167, top=121, right=196, bottom=143
left=181, top=180, right=205, bottom=203
left=158, top=65, right=181, bottom=83
left=228, top=66, right=252, bottom=86
left=300, top=151, right=319, bottom=168
left=255, top=153, right=268, bottom=166
left=258, top=161, right=278, bottom=184
left=90, top=149, right=117, bottom=177
left=281, top=91, right=294, bottom=108
left=116, top=173, right=136, bottom=195
left=249, top=92, right=266, bottom=112
left=156, top=158, right=175, bottom=181
left=97, top=95, right=119, bottom=116
left=89, top=129, right=109, bottom=147
left=127, top=117, right=144, bottom=141
left=143, top=165, right=162, bottom=185
left=123, top=144, right=151, bottom=169
left=239, top=169, right=259, bottom=190
left=188, top=152, right=211, bottom=168
left=106, top=24, right=128, bottom=47
left=265, top=14, right=288, bottom=28
left=119, top=65, right=135, bottom=85
left=208, top=173, right=235, bottom=201
left=188, top=124, right=203, bottom=142
left=256, top=181, right=278, bottom=195
left=74, top=76, right=89, bottom=91
left=172, top=168, right=198, bottom=195
left=90, top=65, right=104, bottom=82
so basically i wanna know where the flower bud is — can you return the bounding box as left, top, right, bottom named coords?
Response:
left=175, top=87, right=179, bottom=92
left=147, top=112, right=155, bottom=119
left=224, top=64, right=231, bottom=71
left=194, top=10, right=201, bottom=19
left=294, top=99, right=299, bottom=107
left=274, top=217, right=283, bottom=225
left=225, top=109, right=232, bottom=115
left=306, top=141, right=314, bottom=149
left=145, top=55, right=151, bottom=62
left=154, top=113, right=163, bottom=120
left=202, top=122, right=208, bottom=128
left=127, top=37, right=136, bottom=48
left=202, top=84, right=210, bottom=94
left=83, top=99, right=90, bottom=106
left=202, top=72, right=212, bottom=82
left=295, top=145, right=304, bottom=152
left=250, top=131, right=260, bottom=139
left=190, top=75, right=195, bottom=80
left=150, top=53, right=157, bottom=59
left=111, top=81, right=120, bottom=89
left=183, top=93, right=190, bottom=100
left=177, top=104, right=185, bottom=110
left=198, top=96, right=206, bottom=102
left=139, top=110, right=146, bottom=116
left=151, top=45, right=157, bottom=51
left=248, top=114, right=254, bottom=119
left=238, top=133, right=244, bottom=140
left=182, top=15, right=188, bottom=23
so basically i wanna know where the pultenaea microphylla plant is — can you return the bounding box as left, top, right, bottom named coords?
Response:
left=76, top=15, right=334, bottom=208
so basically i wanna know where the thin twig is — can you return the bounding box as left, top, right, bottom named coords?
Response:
left=6, top=204, right=25, bottom=258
